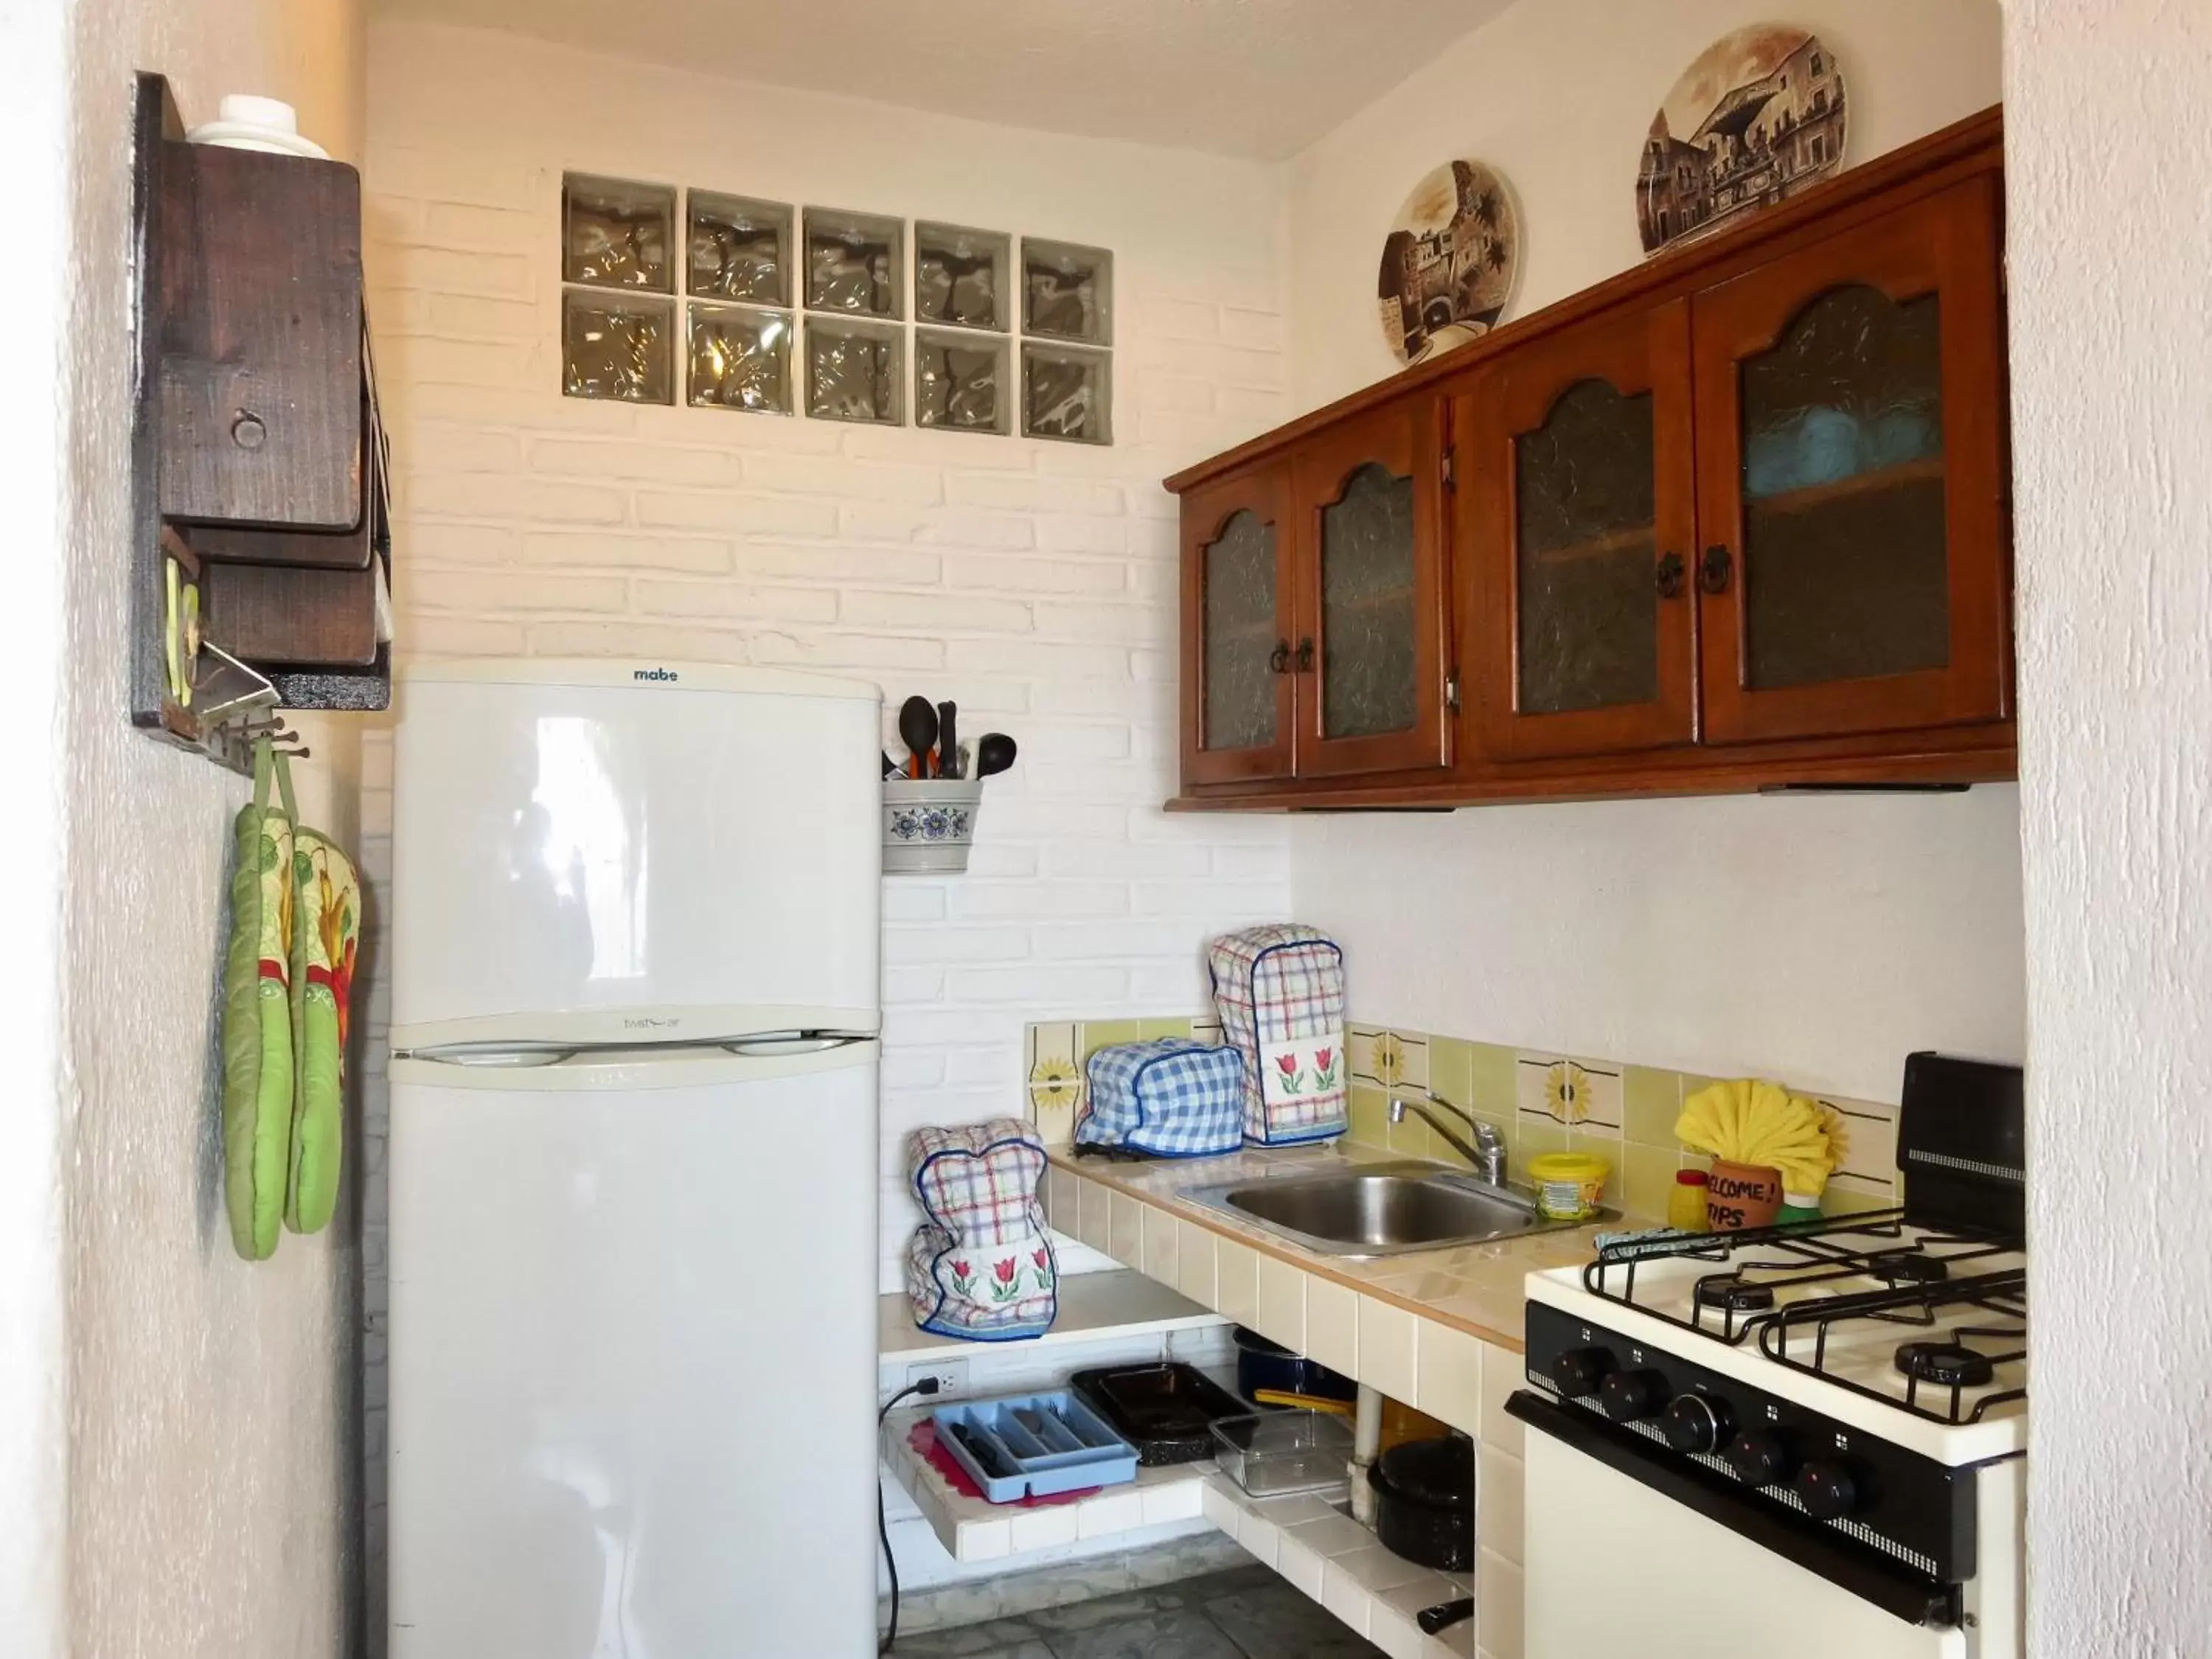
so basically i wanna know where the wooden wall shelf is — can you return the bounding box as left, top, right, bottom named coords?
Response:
left=128, top=71, right=392, bottom=771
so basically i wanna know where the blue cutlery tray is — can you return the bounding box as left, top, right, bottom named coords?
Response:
left=931, top=1391, right=1140, bottom=1503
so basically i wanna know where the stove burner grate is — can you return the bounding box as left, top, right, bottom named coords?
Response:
left=1693, top=1274, right=1777, bottom=1315
left=1868, top=1249, right=1951, bottom=1287
left=1895, top=1340, right=1994, bottom=1387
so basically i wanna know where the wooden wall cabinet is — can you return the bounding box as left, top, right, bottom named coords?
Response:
left=1180, top=404, right=1451, bottom=787
left=1167, top=108, right=2013, bottom=810
left=130, top=71, right=392, bottom=769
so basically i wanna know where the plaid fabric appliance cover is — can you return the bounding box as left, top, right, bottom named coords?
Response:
left=905, top=1118, right=1057, bottom=1341
left=1208, top=924, right=1347, bottom=1145
left=1074, top=1038, right=1245, bottom=1158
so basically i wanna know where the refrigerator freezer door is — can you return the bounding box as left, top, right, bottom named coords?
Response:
left=392, top=660, right=881, bottom=1048
left=386, top=1042, right=880, bottom=1659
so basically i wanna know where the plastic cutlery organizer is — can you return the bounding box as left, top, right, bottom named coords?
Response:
left=930, top=1391, right=1139, bottom=1501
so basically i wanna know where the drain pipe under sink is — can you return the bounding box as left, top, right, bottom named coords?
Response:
left=1349, top=1383, right=1383, bottom=1524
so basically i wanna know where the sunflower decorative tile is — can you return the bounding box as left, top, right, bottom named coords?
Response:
left=1515, top=1051, right=1623, bottom=1135
left=1025, top=1020, right=1085, bottom=1144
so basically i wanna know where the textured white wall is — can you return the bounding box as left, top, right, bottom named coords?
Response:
left=1281, top=0, right=2023, bottom=1103
left=48, top=4, right=367, bottom=1658
left=2005, top=1, right=2212, bottom=1648
left=0, top=4, right=74, bottom=1652
left=354, top=21, right=1296, bottom=1637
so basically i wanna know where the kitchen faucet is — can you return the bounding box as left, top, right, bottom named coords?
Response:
left=1388, top=1091, right=1507, bottom=1187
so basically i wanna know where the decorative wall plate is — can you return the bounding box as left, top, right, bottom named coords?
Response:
left=1638, top=24, right=1848, bottom=258
left=1377, top=160, right=1520, bottom=366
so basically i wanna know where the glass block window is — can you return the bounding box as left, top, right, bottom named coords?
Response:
left=557, top=173, right=1109, bottom=437
left=806, top=318, right=905, bottom=425
left=688, top=192, right=793, bottom=306
left=917, top=223, right=1010, bottom=332
left=564, top=175, right=676, bottom=292
left=1020, top=239, right=1112, bottom=345
left=915, top=329, right=1009, bottom=434
left=688, top=303, right=793, bottom=414
left=1020, top=341, right=1111, bottom=444
left=804, top=208, right=905, bottom=319
left=563, top=291, right=674, bottom=404
left=1019, top=240, right=1112, bottom=443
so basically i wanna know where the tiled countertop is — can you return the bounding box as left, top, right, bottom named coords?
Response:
left=1047, top=1140, right=1630, bottom=1353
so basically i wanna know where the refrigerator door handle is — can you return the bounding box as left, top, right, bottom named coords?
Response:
left=406, top=1030, right=877, bottom=1066
left=720, top=1033, right=872, bottom=1057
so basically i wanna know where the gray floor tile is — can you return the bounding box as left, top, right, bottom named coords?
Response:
left=1044, top=1610, right=1245, bottom=1659
left=891, top=1617, right=1051, bottom=1656
left=1025, top=1585, right=1188, bottom=1632
left=1203, top=1583, right=1388, bottom=1658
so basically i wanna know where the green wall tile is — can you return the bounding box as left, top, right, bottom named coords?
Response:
left=1347, top=1082, right=1390, bottom=1150
left=1081, top=1019, right=1141, bottom=1057
left=1467, top=1042, right=1519, bottom=1117
left=1622, top=1142, right=1682, bottom=1222
left=1428, top=1036, right=1474, bottom=1110
left=1624, top=1065, right=1685, bottom=1149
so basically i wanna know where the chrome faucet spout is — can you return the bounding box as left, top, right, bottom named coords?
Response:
left=1387, top=1091, right=1507, bottom=1187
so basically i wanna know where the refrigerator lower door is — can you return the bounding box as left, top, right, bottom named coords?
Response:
left=387, top=1041, right=879, bottom=1659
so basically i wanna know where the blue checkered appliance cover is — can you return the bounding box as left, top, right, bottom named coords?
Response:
left=905, top=1118, right=1057, bottom=1341
left=1073, top=1038, right=1245, bottom=1159
left=1208, top=924, right=1347, bottom=1146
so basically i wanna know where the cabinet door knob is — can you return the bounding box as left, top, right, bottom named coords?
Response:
left=1295, top=637, right=1316, bottom=672
left=1269, top=640, right=1291, bottom=675
left=1655, top=552, right=1686, bottom=599
left=1700, top=545, right=1734, bottom=596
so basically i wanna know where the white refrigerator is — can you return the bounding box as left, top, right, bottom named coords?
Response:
left=386, top=659, right=881, bottom=1659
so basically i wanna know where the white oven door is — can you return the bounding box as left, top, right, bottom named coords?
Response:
left=1519, top=1395, right=1970, bottom=1659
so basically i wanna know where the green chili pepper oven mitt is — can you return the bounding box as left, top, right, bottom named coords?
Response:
left=286, top=825, right=358, bottom=1236
left=222, top=740, right=297, bottom=1262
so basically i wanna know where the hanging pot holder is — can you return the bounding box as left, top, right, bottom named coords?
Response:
left=222, top=740, right=296, bottom=1261
left=287, top=824, right=358, bottom=1235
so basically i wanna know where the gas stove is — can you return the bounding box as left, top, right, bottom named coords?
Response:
left=1510, top=1054, right=2027, bottom=1659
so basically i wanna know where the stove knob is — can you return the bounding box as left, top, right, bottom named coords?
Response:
left=1792, top=1460, right=1860, bottom=1520
left=1550, top=1346, right=1613, bottom=1399
left=1598, top=1368, right=1667, bottom=1423
left=1725, top=1430, right=1791, bottom=1488
left=1661, top=1392, right=1733, bottom=1455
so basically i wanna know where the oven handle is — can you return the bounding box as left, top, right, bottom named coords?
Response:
left=1506, top=1390, right=1961, bottom=1629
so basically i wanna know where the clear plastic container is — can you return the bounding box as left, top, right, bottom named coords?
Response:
left=1209, top=1409, right=1355, bottom=1498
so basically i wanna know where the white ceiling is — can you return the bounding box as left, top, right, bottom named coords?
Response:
left=368, top=0, right=1514, bottom=161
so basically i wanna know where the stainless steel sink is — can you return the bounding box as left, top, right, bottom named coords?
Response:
left=1178, top=1161, right=1615, bottom=1259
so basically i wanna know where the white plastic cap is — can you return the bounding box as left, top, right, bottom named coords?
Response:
left=216, top=94, right=299, bottom=133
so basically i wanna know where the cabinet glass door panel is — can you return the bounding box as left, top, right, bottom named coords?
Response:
left=1516, top=380, right=1660, bottom=714
left=1318, top=462, right=1419, bottom=740
left=1180, top=467, right=1295, bottom=786
left=1740, top=285, right=1950, bottom=690
left=1694, top=177, right=2009, bottom=745
left=1465, top=299, right=1697, bottom=762
left=1292, top=401, right=1450, bottom=779
left=1202, top=509, right=1280, bottom=752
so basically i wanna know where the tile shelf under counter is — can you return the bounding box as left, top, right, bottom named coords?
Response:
left=1038, top=1140, right=1645, bottom=1659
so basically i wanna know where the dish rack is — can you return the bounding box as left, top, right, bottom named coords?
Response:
left=930, top=1391, right=1138, bottom=1502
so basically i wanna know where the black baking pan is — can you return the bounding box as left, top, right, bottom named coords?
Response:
left=1233, top=1326, right=1358, bottom=1405
left=1368, top=1434, right=1475, bottom=1571
left=1068, top=1363, right=1250, bottom=1465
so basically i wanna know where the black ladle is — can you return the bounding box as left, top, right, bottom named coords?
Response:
left=897, top=695, right=939, bottom=779
left=974, top=731, right=1017, bottom=779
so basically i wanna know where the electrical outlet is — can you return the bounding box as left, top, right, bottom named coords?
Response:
left=906, top=1358, right=968, bottom=1400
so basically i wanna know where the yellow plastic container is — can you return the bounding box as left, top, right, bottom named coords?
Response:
left=1527, top=1152, right=1610, bottom=1220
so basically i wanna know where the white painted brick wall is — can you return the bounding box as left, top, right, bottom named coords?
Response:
left=354, top=22, right=1295, bottom=1641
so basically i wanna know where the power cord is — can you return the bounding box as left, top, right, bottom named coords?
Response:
left=877, top=1376, right=941, bottom=1655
